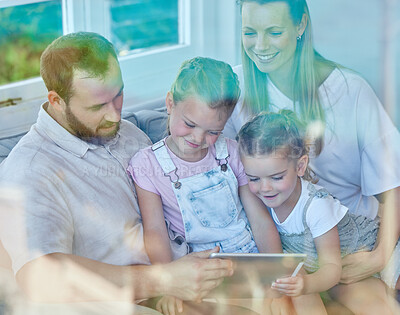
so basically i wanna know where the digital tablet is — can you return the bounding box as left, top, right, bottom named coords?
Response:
left=207, top=253, right=307, bottom=298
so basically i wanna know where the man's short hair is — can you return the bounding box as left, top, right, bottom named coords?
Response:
left=40, top=32, right=118, bottom=104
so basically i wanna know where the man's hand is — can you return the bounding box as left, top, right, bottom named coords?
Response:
left=160, top=247, right=233, bottom=302
left=340, top=250, right=383, bottom=284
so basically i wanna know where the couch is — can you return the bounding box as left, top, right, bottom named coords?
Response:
left=0, top=105, right=168, bottom=164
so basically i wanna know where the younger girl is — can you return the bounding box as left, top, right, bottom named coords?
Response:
left=237, top=110, right=400, bottom=315
left=127, top=57, right=281, bottom=314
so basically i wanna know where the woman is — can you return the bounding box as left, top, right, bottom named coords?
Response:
left=224, top=0, right=400, bottom=297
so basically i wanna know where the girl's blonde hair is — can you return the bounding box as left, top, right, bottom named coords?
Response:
left=238, top=0, right=337, bottom=155
left=237, top=110, right=316, bottom=182
left=170, top=57, right=240, bottom=114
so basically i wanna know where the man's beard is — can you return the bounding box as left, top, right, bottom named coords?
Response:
left=65, top=105, right=120, bottom=145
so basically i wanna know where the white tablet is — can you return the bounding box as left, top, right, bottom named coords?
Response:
left=207, top=253, right=307, bottom=298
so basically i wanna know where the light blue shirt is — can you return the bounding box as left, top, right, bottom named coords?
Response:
left=0, top=103, right=152, bottom=273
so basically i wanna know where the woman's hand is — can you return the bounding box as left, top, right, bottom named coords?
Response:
left=271, top=275, right=305, bottom=297
left=340, top=250, right=384, bottom=284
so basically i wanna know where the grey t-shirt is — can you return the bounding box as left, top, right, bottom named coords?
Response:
left=0, top=103, right=151, bottom=273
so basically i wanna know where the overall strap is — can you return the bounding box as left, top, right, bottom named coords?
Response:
left=302, top=182, right=331, bottom=230
left=151, top=139, right=176, bottom=173
left=214, top=135, right=229, bottom=172
left=151, top=139, right=181, bottom=189
left=214, top=135, right=229, bottom=160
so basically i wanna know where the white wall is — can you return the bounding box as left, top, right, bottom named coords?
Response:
left=307, top=0, right=400, bottom=128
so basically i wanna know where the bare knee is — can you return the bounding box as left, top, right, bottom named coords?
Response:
left=351, top=299, right=392, bottom=315
left=292, top=294, right=327, bottom=315
left=331, top=279, right=393, bottom=315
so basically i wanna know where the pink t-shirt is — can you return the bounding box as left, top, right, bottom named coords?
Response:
left=127, top=137, right=248, bottom=236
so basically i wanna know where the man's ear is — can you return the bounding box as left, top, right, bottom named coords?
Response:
left=165, top=92, right=174, bottom=114
left=47, top=91, right=66, bottom=112
left=297, top=154, right=309, bottom=177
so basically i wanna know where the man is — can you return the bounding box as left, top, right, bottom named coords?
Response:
left=0, top=32, right=256, bottom=314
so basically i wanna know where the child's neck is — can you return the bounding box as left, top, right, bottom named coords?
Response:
left=274, top=177, right=303, bottom=223
left=165, top=136, right=208, bottom=162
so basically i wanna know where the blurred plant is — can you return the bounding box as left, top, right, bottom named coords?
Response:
left=109, top=0, right=178, bottom=53
left=0, top=1, right=62, bottom=85
left=0, top=36, right=47, bottom=85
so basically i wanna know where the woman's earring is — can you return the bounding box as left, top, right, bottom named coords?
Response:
left=296, top=35, right=302, bottom=41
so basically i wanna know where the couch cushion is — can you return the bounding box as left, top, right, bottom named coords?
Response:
left=121, top=111, right=139, bottom=127
left=0, top=108, right=168, bottom=163
left=0, top=133, right=26, bottom=164
left=133, top=107, right=168, bottom=143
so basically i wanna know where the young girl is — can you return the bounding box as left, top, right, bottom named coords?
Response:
left=237, top=110, right=400, bottom=315
left=127, top=57, right=281, bottom=314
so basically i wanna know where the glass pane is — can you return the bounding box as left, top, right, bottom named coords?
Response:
left=109, top=0, right=179, bottom=55
left=0, top=1, right=62, bottom=86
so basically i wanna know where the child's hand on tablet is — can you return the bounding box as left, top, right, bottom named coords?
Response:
left=156, top=295, right=183, bottom=315
left=271, top=275, right=305, bottom=297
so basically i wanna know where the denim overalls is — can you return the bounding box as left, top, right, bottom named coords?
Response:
left=151, top=135, right=258, bottom=254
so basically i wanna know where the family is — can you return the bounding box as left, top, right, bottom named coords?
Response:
left=0, top=0, right=399, bottom=314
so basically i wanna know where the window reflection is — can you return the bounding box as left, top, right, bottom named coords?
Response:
left=0, top=1, right=62, bottom=86
left=108, top=0, right=179, bottom=55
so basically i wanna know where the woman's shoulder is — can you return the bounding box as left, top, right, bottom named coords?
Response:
left=318, top=61, right=371, bottom=88
left=316, top=59, right=370, bottom=86
left=316, top=64, right=377, bottom=108
left=315, top=60, right=336, bottom=86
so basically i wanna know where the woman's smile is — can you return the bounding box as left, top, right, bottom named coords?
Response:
left=254, top=51, right=279, bottom=63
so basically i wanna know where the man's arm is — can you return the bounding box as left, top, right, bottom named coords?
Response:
left=16, top=247, right=233, bottom=303
left=341, top=186, right=400, bottom=283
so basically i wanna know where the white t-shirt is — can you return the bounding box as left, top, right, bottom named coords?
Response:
left=225, top=66, right=400, bottom=219
left=270, top=179, right=348, bottom=238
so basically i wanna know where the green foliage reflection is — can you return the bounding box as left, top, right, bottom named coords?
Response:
left=0, top=1, right=62, bottom=85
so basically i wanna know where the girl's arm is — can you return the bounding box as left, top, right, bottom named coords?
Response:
left=239, top=184, right=282, bottom=253
left=273, top=226, right=342, bottom=296
left=135, top=183, right=173, bottom=264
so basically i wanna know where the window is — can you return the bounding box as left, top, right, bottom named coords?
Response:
left=0, top=0, right=240, bottom=136
left=109, top=0, right=179, bottom=55
left=0, top=0, right=62, bottom=86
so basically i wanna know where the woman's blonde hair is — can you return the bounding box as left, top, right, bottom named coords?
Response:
left=238, top=0, right=337, bottom=155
